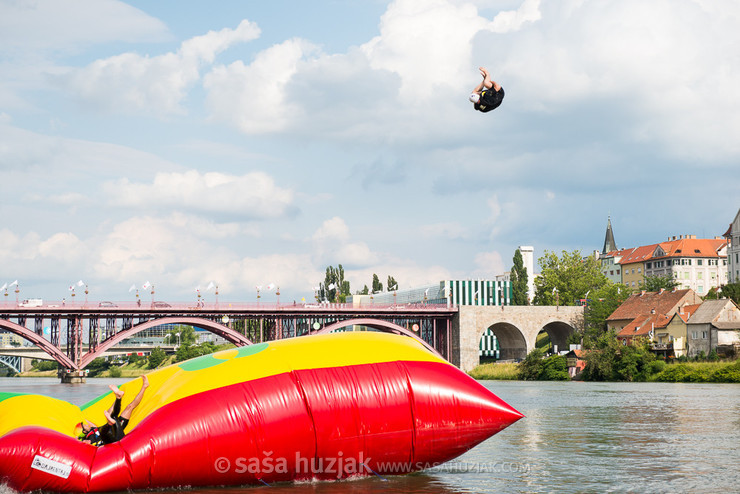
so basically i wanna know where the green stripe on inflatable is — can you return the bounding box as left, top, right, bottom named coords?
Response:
left=178, top=354, right=225, bottom=372
left=81, top=390, right=113, bottom=411
left=178, top=343, right=268, bottom=371
left=234, top=343, right=268, bottom=358
left=0, top=392, right=26, bottom=404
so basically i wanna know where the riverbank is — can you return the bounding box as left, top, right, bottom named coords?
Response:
left=469, top=358, right=740, bottom=383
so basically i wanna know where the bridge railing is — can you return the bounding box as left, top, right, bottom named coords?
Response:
left=1, top=301, right=455, bottom=312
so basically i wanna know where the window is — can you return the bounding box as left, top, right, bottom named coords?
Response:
left=684, top=272, right=690, bottom=280
left=632, top=269, right=635, bottom=274
left=647, top=262, right=652, bottom=269
left=698, top=272, right=703, bottom=279
left=610, top=270, right=614, bottom=275
left=697, top=259, right=703, bottom=266
left=692, top=331, right=698, bottom=339
left=617, top=270, right=620, bottom=275
left=638, top=268, right=641, bottom=273
left=702, top=331, right=708, bottom=339
left=698, top=286, right=703, bottom=293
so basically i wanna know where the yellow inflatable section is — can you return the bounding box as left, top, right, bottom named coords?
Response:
left=0, top=332, right=444, bottom=439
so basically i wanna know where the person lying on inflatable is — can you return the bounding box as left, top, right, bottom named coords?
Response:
left=78, top=376, right=148, bottom=446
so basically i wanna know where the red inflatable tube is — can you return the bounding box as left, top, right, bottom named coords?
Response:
left=0, top=360, right=522, bottom=492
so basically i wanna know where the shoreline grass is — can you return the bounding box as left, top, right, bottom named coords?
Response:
left=468, top=362, right=520, bottom=380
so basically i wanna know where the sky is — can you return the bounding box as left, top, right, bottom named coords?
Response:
left=1, top=0, right=739, bottom=304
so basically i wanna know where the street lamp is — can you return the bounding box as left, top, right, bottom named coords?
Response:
left=175, top=332, right=181, bottom=347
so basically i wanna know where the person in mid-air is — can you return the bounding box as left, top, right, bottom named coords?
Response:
left=79, top=375, right=149, bottom=446
left=469, top=67, right=504, bottom=113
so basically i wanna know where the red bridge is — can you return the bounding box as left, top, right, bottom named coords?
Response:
left=0, top=301, right=457, bottom=372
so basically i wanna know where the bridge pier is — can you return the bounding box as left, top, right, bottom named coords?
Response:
left=60, top=369, right=87, bottom=384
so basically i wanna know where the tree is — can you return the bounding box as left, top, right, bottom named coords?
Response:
left=387, top=276, right=398, bottom=291
left=166, top=325, right=196, bottom=346
left=533, top=250, right=609, bottom=306
left=703, top=286, right=720, bottom=300
left=372, top=274, right=383, bottom=294
left=147, top=347, right=167, bottom=369
left=719, top=282, right=740, bottom=304
left=582, top=282, right=631, bottom=344
left=318, top=265, right=351, bottom=303
left=641, top=274, right=679, bottom=292
left=511, top=249, right=529, bottom=305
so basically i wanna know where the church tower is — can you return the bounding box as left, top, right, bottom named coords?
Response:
left=602, top=217, right=617, bottom=254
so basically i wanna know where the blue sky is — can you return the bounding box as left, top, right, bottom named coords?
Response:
left=1, top=0, right=738, bottom=304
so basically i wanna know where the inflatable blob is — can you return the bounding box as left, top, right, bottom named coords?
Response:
left=0, top=332, right=523, bottom=492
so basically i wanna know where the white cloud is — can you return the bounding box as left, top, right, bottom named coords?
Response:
left=105, top=170, right=295, bottom=220
left=361, top=0, right=489, bottom=99
left=204, top=38, right=317, bottom=133
left=311, top=217, right=378, bottom=267
left=62, top=20, right=260, bottom=116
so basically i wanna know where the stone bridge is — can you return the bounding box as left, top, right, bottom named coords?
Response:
left=452, top=305, right=584, bottom=372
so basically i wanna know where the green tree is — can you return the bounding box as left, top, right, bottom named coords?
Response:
left=641, top=274, right=679, bottom=292
left=372, top=274, right=383, bottom=294
left=719, top=282, right=740, bottom=304
left=387, top=276, right=398, bottom=291
left=147, top=347, right=167, bottom=369
left=108, top=366, right=122, bottom=378
left=533, top=250, right=609, bottom=306
left=582, top=282, right=631, bottom=344
left=582, top=332, right=656, bottom=381
left=511, top=248, right=529, bottom=305
left=357, top=285, right=369, bottom=295
left=518, top=348, right=546, bottom=380
left=703, top=286, right=719, bottom=300
left=318, top=265, right=351, bottom=303
left=166, top=325, right=196, bottom=346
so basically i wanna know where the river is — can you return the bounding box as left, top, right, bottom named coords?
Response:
left=1, top=378, right=738, bottom=493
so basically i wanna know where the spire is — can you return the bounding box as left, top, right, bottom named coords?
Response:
left=602, top=216, right=617, bottom=254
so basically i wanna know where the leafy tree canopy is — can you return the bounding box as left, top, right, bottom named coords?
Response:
left=318, top=265, right=351, bottom=303
left=719, top=282, right=740, bottom=304
left=533, top=250, right=609, bottom=306
left=582, top=282, right=631, bottom=344
left=640, top=274, right=679, bottom=292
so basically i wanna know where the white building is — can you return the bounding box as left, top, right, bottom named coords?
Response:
left=643, top=236, right=728, bottom=295
left=725, top=208, right=740, bottom=283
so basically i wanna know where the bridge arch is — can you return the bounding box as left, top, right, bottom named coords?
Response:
left=313, top=318, right=442, bottom=358
left=0, top=319, right=76, bottom=369
left=482, top=322, right=528, bottom=361
left=79, top=317, right=253, bottom=368
left=538, top=320, right=578, bottom=354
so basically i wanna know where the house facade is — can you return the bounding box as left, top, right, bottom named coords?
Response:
left=644, top=236, right=728, bottom=295
left=725, top=208, right=740, bottom=283
left=599, top=248, right=632, bottom=284
left=686, top=299, right=740, bottom=358
left=655, top=304, right=700, bottom=358
left=619, top=245, right=658, bottom=291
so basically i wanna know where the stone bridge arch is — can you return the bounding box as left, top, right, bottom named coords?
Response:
left=455, top=305, right=583, bottom=372
left=0, top=319, right=76, bottom=369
